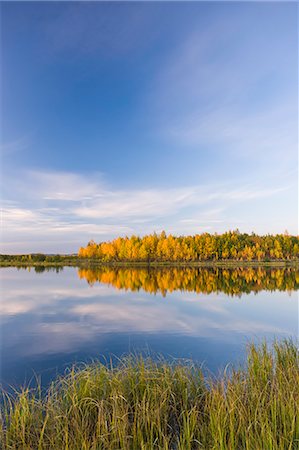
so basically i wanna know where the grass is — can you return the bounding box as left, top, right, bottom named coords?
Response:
left=1, top=341, right=298, bottom=449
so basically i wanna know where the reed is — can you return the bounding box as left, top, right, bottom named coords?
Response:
left=1, top=340, right=298, bottom=449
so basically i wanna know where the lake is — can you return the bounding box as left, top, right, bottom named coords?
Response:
left=1, top=266, right=298, bottom=388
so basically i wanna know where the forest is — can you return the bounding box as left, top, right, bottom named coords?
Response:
left=78, top=231, right=299, bottom=262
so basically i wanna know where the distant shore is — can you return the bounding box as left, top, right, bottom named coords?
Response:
left=2, top=231, right=299, bottom=268
left=1, top=255, right=299, bottom=268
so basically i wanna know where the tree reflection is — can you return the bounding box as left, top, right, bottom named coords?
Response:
left=78, top=267, right=299, bottom=296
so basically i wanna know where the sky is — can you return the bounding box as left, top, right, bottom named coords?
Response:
left=0, top=1, right=298, bottom=253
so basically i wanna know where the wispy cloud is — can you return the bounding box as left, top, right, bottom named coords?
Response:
left=146, top=9, right=297, bottom=172
left=0, top=135, right=32, bottom=156
left=164, top=105, right=296, bottom=164
left=1, top=168, right=294, bottom=253
left=1, top=3, right=297, bottom=255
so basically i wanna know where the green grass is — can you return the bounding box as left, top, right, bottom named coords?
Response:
left=1, top=341, right=298, bottom=449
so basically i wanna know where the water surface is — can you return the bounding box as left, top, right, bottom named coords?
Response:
left=1, top=266, right=298, bottom=387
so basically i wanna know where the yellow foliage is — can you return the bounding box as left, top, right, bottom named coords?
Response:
left=78, top=231, right=299, bottom=262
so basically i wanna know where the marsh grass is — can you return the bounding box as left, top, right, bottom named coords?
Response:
left=1, top=341, right=298, bottom=449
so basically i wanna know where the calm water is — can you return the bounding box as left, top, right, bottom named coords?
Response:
left=1, top=266, right=298, bottom=387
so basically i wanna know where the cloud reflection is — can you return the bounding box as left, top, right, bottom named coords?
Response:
left=1, top=267, right=297, bottom=360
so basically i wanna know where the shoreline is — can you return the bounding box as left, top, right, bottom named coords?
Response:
left=1, top=259, right=299, bottom=268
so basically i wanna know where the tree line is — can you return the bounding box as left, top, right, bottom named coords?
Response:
left=0, top=254, right=78, bottom=265
left=78, top=231, right=299, bottom=262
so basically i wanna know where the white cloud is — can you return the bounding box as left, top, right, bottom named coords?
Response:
left=0, top=168, right=295, bottom=253
left=14, top=170, right=104, bottom=202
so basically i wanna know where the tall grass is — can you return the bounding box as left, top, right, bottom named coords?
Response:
left=1, top=340, right=298, bottom=449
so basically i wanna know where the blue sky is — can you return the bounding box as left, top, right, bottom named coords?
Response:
left=1, top=2, right=298, bottom=253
